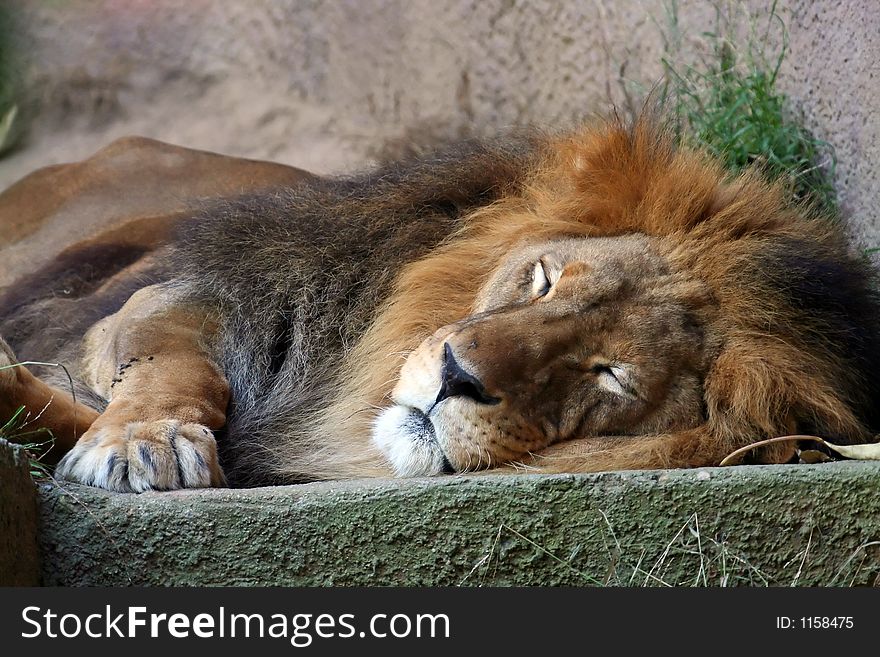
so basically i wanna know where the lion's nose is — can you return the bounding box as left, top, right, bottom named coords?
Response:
left=435, top=342, right=501, bottom=406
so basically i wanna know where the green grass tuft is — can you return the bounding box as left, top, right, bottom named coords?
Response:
left=0, top=403, right=56, bottom=479
left=657, top=0, right=838, bottom=217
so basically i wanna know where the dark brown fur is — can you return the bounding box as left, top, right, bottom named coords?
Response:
left=168, top=133, right=541, bottom=483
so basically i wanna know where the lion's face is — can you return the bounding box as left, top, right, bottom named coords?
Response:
left=373, top=234, right=715, bottom=475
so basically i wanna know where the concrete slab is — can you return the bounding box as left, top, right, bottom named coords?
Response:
left=36, top=461, right=880, bottom=586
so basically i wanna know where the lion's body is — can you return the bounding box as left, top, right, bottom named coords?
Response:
left=2, top=120, right=878, bottom=490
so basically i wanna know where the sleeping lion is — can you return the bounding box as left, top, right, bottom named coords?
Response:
left=1, top=117, right=879, bottom=492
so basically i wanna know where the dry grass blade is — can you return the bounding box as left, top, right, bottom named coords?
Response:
left=720, top=434, right=880, bottom=466
left=719, top=435, right=826, bottom=466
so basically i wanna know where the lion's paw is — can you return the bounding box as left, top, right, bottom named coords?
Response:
left=55, top=420, right=226, bottom=492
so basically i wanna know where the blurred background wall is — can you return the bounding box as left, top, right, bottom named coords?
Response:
left=1, top=0, right=877, bottom=244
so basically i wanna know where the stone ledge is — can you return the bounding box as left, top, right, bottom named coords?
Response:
left=0, top=438, right=41, bottom=585
left=36, top=461, right=880, bottom=586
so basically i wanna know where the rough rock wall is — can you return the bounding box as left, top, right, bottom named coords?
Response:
left=1, top=0, right=877, bottom=243
left=0, top=439, right=40, bottom=586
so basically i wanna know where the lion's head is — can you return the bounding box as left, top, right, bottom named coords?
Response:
left=373, top=234, right=715, bottom=475
left=362, top=119, right=880, bottom=478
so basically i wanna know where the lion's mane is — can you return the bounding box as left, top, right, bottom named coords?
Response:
left=173, top=118, right=880, bottom=485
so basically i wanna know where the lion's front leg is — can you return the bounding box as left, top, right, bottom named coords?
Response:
left=56, top=285, right=230, bottom=492
left=0, top=335, right=100, bottom=462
